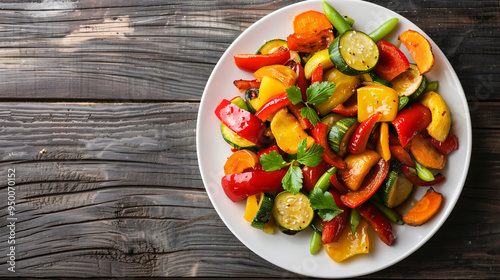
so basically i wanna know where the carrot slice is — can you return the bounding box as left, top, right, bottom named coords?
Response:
left=410, top=133, right=446, bottom=169
left=399, top=30, right=435, bottom=74
left=224, top=150, right=259, bottom=175
left=293, top=10, right=333, bottom=34
left=403, top=188, right=443, bottom=226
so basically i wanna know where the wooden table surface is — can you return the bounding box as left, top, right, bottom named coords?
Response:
left=0, top=0, right=498, bottom=278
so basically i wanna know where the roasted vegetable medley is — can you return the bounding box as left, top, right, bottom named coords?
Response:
left=214, top=1, right=458, bottom=262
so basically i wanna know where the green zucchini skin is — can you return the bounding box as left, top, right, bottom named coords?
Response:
left=328, top=117, right=357, bottom=154
left=329, top=30, right=379, bottom=76
left=250, top=193, right=274, bottom=229
left=221, top=124, right=258, bottom=151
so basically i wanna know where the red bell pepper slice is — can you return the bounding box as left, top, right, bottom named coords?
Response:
left=359, top=202, right=394, bottom=246
left=215, top=99, right=266, bottom=146
left=401, top=165, right=446, bottom=186
left=255, top=92, right=292, bottom=121
left=429, top=134, right=459, bottom=155
left=311, top=63, right=323, bottom=84
left=391, top=103, right=432, bottom=148
left=302, top=160, right=331, bottom=193
left=287, top=28, right=334, bottom=53
left=389, top=144, right=415, bottom=167
left=288, top=103, right=314, bottom=130
left=341, top=158, right=390, bottom=209
left=233, top=79, right=261, bottom=92
left=348, top=111, right=382, bottom=154
left=291, top=62, right=308, bottom=101
left=332, top=93, right=357, bottom=117
left=221, top=169, right=287, bottom=202
left=312, top=122, right=347, bottom=169
left=234, top=47, right=290, bottom=72
left=322, top=189, right=349, bottom=244
left=329, top=173, right=349, bottom=195
left=373, top=40, right=410, bottom=81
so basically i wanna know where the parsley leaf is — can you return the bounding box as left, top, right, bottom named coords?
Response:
left=260, top=150, right=289, bottom=171
left=309, top=188, right=343, bottom=221
left=306, top=81, right=336, bottom=105
left=301, top=106, right=320, bottom=127
left=282, top=164, right=303, bottom=194
left=285, top=86, right=303, bottom=105
left=297, top=142, right=324, bottom=168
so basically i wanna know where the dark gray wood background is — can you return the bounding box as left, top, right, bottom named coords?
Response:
left=0, top=0, right=498, bottom=278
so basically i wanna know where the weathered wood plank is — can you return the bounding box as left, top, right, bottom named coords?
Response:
left=0, top=0, right=497, bottom=101
left=0, top=102, right=498, bottom=278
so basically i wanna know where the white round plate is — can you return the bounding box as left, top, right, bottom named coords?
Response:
left=196, top=0, right=472, bottom=278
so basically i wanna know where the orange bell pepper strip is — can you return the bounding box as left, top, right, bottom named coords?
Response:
left=376, top=122, right=391, bottom=161
left=389, top=144, right=415, bottom=167
left=312, top=122, right=347, bottom=169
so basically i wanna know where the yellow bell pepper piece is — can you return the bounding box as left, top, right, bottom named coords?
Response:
left=304, top=49, right=334, bottom=80
left=316, top=68, right=361, bottom=116
left=376, top=122, right=391, bottom=161
left=357, top=84, right=399, bottom=123
left=324, top=220, right=369, bottom=262
left=255, top=76, right=288, bottom=110
left=244, top=194, right=259, bottom=222
left=270, top=108, right=315, bottom=154
left=418, top=91, right=451, bottom=142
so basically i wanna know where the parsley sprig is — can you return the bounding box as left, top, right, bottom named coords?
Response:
left=260, top=139, right=324, bottom=194
left=309, top=188, right=343, bottom=221
left=286, top=81, right=336, bottom=126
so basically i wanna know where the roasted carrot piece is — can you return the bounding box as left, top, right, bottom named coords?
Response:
left=399, top=30, right=435, bottom=75
left=224, top=150, right=259, bottom=175
left=410, top=133, right=446, bottom=169
left=403, top=188, right=443, bottom=226
left=293, top=10, right=333, bottom=34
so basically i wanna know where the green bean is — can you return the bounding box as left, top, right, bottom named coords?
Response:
left=398, top=96, right=409, bottom=111
left=322, top=1, right=352, bottom=35
left=349, top=207, right=361, bottom=234
left=309, top=231, right=323, bottom=255
left=369, top=194, right=404, bottom=225
left=313, top=166, right=338, bottom=192
left=369, top=17, right=399, bottom=43
left=345, top=17, right=355, bottom=27
left=425, top=80, right=439, bottom=92
left=415, top=161, right=435, bottom=181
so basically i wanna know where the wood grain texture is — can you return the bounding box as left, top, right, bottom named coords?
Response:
left=0, top=0, right=498, bottom=278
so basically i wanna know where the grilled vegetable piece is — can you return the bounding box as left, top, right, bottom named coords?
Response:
left=272, top=191, right=314, bottom=234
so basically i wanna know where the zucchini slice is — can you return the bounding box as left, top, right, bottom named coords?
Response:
left=321, top=112, right=344, bottom=131
left=272, top=191, right=314, bottom=235
left=221, top=123, right=258, bottom=151
left=328, top=117, right=357, bottom=155
left=391, top=64, right=427, bottom=98
left=257, top=39, right=300, bottom=64
left=250, top=193, right=274, bottom=229
left=329, top=30, right=379, bottom=75
left=379, top=161, right=414, bottom=208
